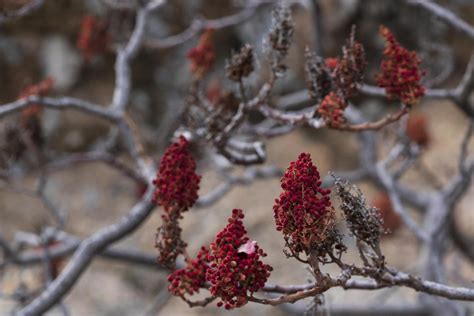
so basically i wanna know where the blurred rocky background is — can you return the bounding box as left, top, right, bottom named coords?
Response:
left=0, top=0, right=473, bottom=315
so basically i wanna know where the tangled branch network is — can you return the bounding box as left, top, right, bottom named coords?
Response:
left=0, top=0, right=473, bottom=315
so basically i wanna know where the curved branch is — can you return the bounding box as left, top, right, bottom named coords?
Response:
left=0, top=96, right=117, bottom=121
left=0, top=0, right=44, bottom=24
left=16, top=189, right=156, bottom=315
left=406, top=0, right=474, bottom=40
left=144, top=1, right=267, bottom=49
left=259, top=271, right=474, bottom=306
left=335, top=107, right=408, bottom=132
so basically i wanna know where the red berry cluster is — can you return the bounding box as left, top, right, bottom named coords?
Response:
left=207, top=209, right=272, bottom=309
left=168, top=246, right=210, bottom=296
left=376, top=26, right=425, bottom=106
left=19, top=77, right=54, bottom=118
left=76, top=15, right=110, bottom=63
left=273, top=153, right=332, bottom=256
left=153, top=136, right=200, bottom=267
left=187, top=28, right=215, bottom=79
left=152, top=136, right=201, bottom=213
left=167, top=210, right=272, bottom=309
left=317, top=92, right=347, bottom=127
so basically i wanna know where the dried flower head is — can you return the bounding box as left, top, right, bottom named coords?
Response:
left=318, top=92, right=347, bottom=127
left=372, top=192, right=401, bottom=234
left=268, top=6, right=294, bottom=56
left=77, top=15, right=110, bottom=63
left=187, top=28, right=215, bottom=79
left=152, top=136, right=201, bottom=213
left=207, top=209, right=272, bottom=309
left=406, top=112, right=430, bottom=147
left=155, top=211, right=187, bottom=269
left=334, top=26, right=366, bottom=98
left=273, top=153, right=336, bottom=258
left=334, top=177, right=385, bottom=248
left=305, top=48, right=333, bottom=103
left=225, top=44, right=254, bottom=82
left=376, top=26, right=425, bottom=106
left=168, top=246, right=210, bottom=296
left=267, top=5, right=294, bottom=74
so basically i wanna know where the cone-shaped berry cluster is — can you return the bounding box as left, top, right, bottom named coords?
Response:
left=376, top=26, right=425, bottom=106
left=153, top=136, right=201, bottom=267
left=168, top=209, right=272, bottom=309
left=152, top=136, right=201, bottom=213
left=273, top=153, right=333, bottom=256
left=206, top=209, right=272, bottom=309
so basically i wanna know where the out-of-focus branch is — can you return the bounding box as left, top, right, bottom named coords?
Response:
left=4, top=234, right=160, bottom=268
left=16, top=189, right=156, bottom=315
left=45, top=152, right=146, bottom=185
left=0, top=0, right=44, bottom=24
left=145, top=0, right=269, bottom=49
left=111, top=1, right=165, bottom=112
left=406, top=0, right=474, bottom=40
left=196, top=165, right=282, bottom=207
left=0, top=96, right=118, bottom=121
left=450, top=215, right=474, bottom=263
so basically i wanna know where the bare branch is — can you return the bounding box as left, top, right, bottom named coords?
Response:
left=145, top=1, right=268, bottom=49
left=16, top=187, right=156, bottom=315
left=0, top=96, right=118, bottom=121
left=0, top=0, right=44, bottom=24
left=111, top=2, right=164, bottom=112
left=196, top=165, right=282, bottom=207
left=406, top=0, right=474, bottom=40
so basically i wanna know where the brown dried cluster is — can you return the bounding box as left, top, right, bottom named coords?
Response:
left=334, top=177, right=385, bottom=249
left=305, top=26, right=366, bottom=127
left=267, top=6, right=294, bottom=74
left=225, top=44, right=254, bottom=82
left=334, top=26, right=366, bottom=98
left=304, top=48, right=333, bottom=103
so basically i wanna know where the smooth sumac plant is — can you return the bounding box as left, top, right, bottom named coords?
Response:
left=0, top=1, right=473, bottom=316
